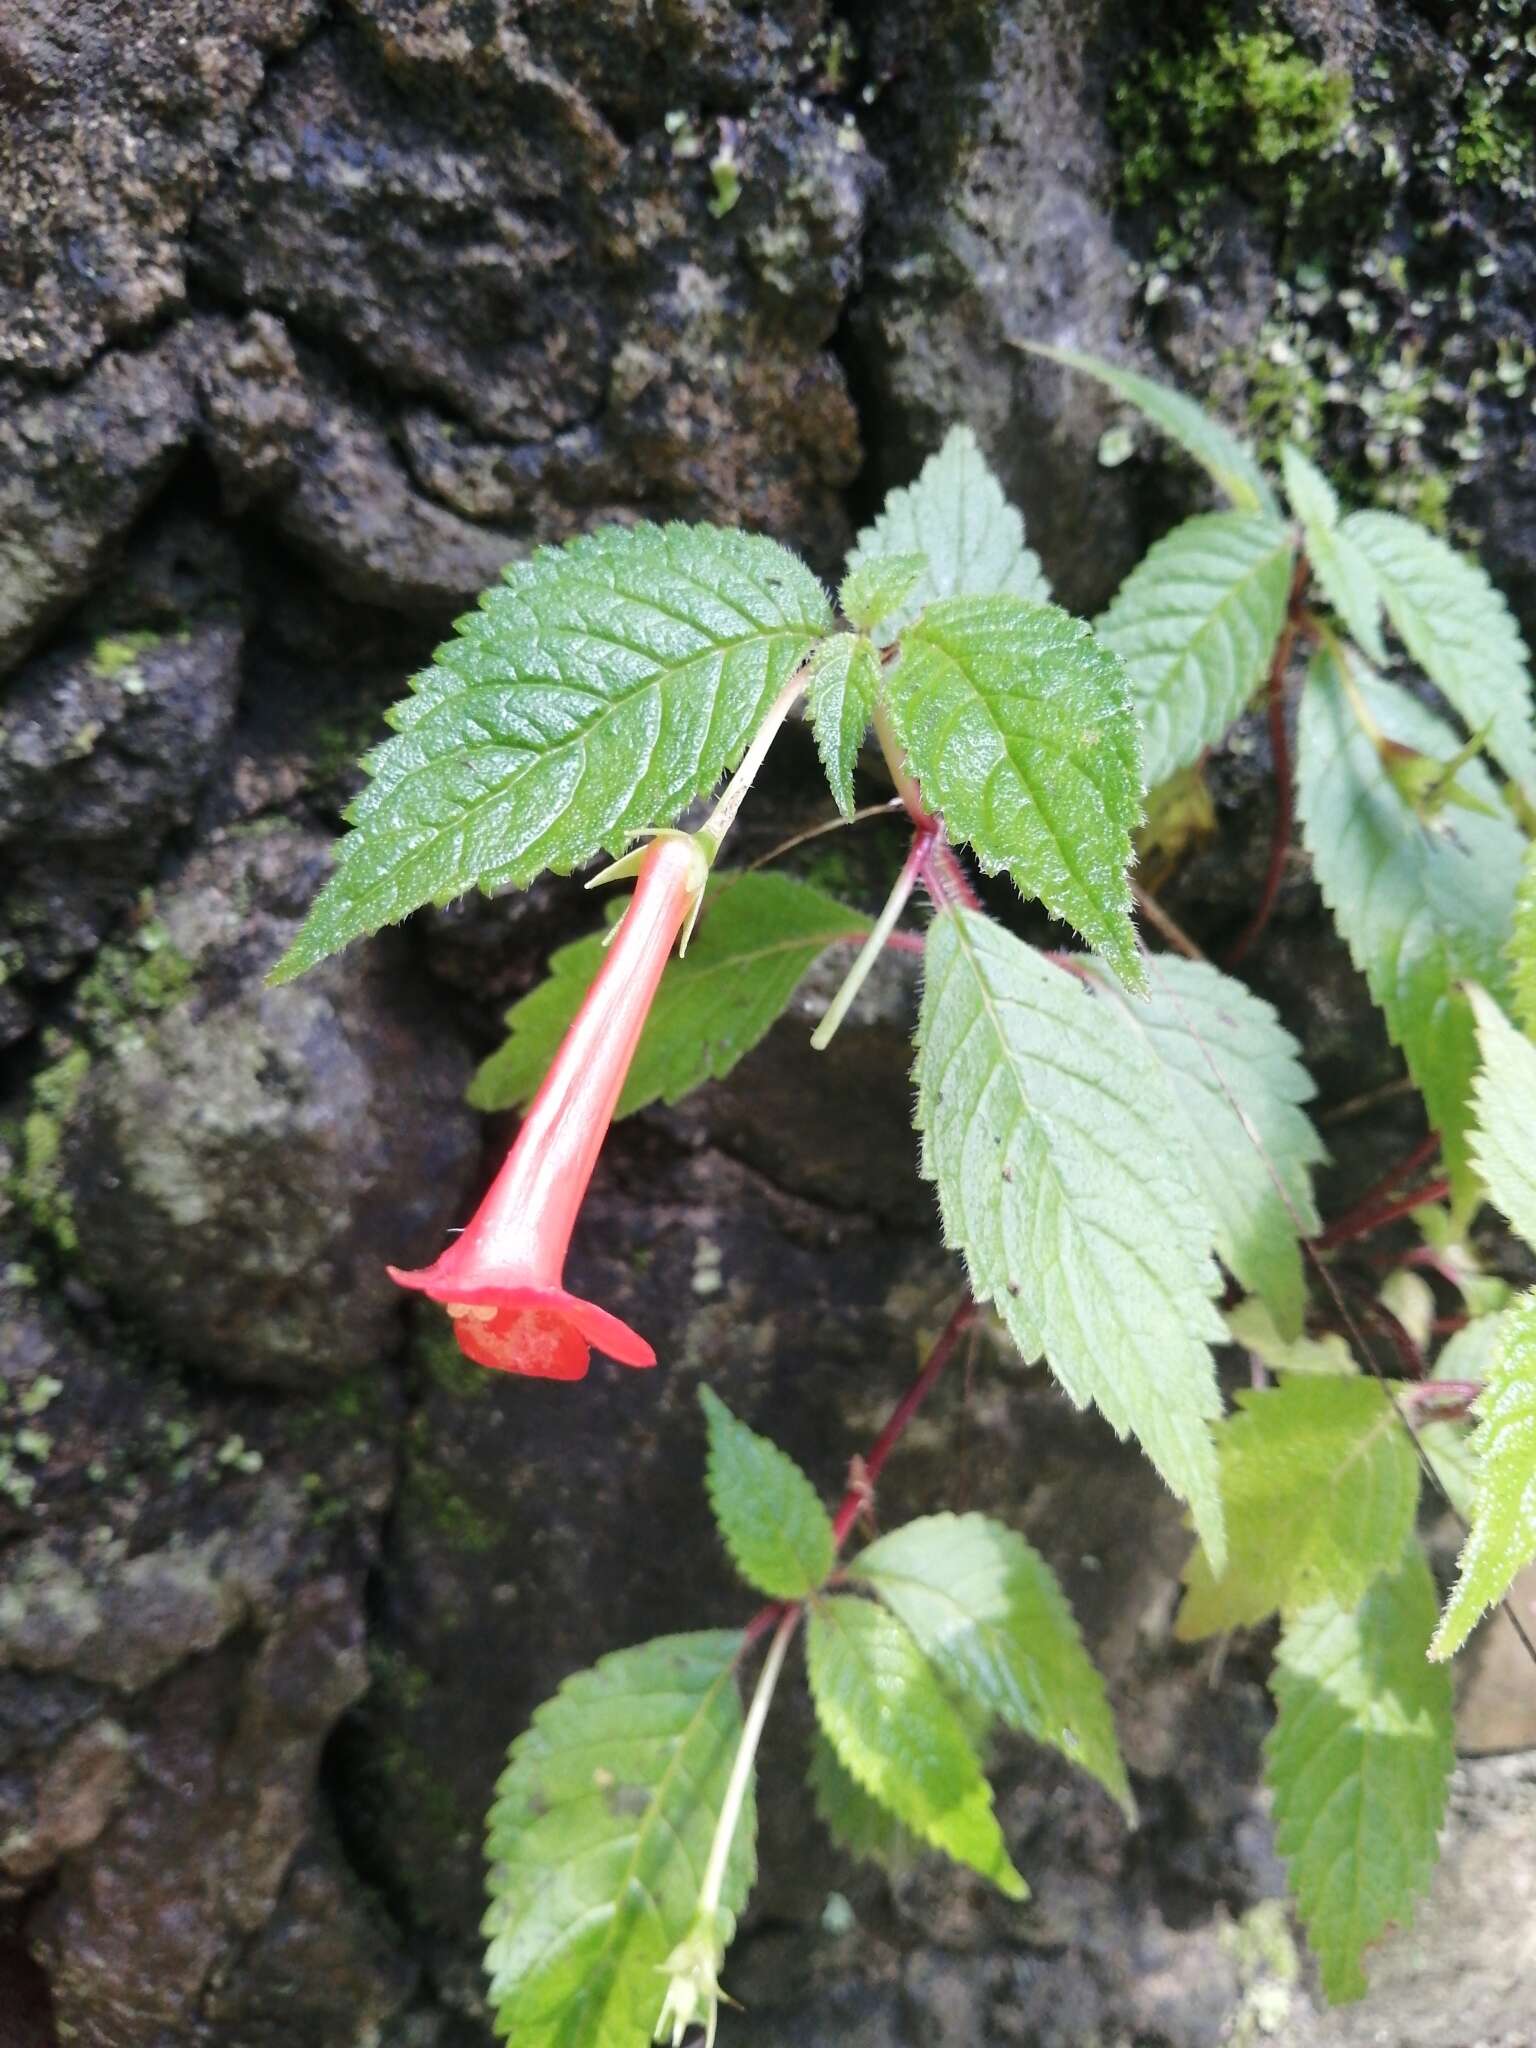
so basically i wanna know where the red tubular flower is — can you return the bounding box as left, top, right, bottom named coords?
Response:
left=390, top=835, right=706, bottom=1381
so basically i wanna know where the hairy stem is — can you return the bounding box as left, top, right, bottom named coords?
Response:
left=700, top=669, right=810, bottom=858
left=872, top=705, right=982, bottom=913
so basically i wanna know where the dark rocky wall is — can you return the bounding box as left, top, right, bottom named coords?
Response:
left=2, top=3, right=1534, bottom=2044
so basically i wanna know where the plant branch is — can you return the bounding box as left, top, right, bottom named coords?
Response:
left=700, top=669, right=810, bottom=857
left=1131, top=882, right=1207, bottom=961
left=700, top=1605, right=801, bottom=1917
left=830, top=1295, right=978, bottom=1551
left=1315, top=1177, right=1451, bottom=1250
left=1313, top=1133, right=1441, bottom=1247
left=812, top=827, right=932, bottom=1050
left=872, top=705, right=982, bottom=913
left=1224, top=555, right=1311, bottom=967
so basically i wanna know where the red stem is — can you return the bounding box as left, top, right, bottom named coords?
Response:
left=740, top=1295, right=978, bottom=1650
left=830, top=1296, right=978, bottom=1549
left=1224, top=558, right=1310, bottom=967
left=1316, top=1132, right=1441, bottom=1247
left=1315, top=1177, right=1451, bottom=1249
left=1400, top=1378, right=1481, bottom=1407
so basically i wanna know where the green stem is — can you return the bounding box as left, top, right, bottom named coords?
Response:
left=811, top=827, right=930, bottom=1051
left=700, top=669, right=811, bottom=859
left=698, top=1606, right=801, bottom=1918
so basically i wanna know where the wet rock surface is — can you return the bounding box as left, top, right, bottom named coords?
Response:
left=1, top=0, right=1534, bottom=2043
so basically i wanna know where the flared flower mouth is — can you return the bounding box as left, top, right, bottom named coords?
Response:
left=389, top=834, right=705, bottom=1385
left=388, top=1269, right=656, bottom=1381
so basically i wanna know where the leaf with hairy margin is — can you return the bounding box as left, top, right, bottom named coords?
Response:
left=914, top=910, right=1227, bottom=1565
left=1512, top=840, right=1536, bottom=1035
left=1176, top=1379, right=1419, bottom=1638
left=468, top=872, right=868, bottom=1115
left=271, top=523, right=831, bottom=981
left=698, top=1387, right=834, bottom=1601
left=483, top=1630, right=753, bottom=2048
left=887, top=597, right=1144, bottom=986
left=808, top=1735, right=923, bottom=1872
left=1023, top=342, right=1277, bottom=514
left=839, top=554, right=926, bottom=635
left=1094, top=511, right=1296, bottom=789
left=1468, top=983, right=1536, bottom=1247
left=806, top=634, right=883, bottom=816
left=1088, top=954, right=1325, bottom=1340
left=1344, top=509, right=1536, bottom=800
left=1266, top=1548, right=1454, bottom=2002
left=1296, top=650, right=1525, bottom=1206
left=1279, top=443, right=1386, bottom=663
left=844, top=426, right=1048, bottom=643
left=1431, top=1293, right=1536, bottom=1656
left=850, top=1511, right=1132, bottom=1817
left=806, top=1594, right=1027, bottom=1898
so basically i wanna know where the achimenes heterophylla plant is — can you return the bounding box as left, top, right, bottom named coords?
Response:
left=270, top=349, right=1536, bottom=2036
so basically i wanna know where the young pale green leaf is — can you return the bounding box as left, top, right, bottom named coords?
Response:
left=888, top=598, right=1143, bottom=984
left=1279, top=444, right=1386, bottom=663
left=1468, top=984, right=1536, bottom=1247
left=698, top=1387, right=834, bottom=1600
left=844, top=426, right=1048, bottom=643
left=808, top=1733, right=923, bottom=1871
left=1176, top=1379, right=1419, bottom=1638
left=1088, top=955, right=1325, bottom=1341
left=806, top=635, right=883, bottom=816
left=1430, top=1292, right=1536, bottom=1656
left=483, top=1630, right=752, bottom=2048
left=1296, top=651, right=1526, bottom=1205
left=1225, top=1297, right=1357, bottom=1377
left=849, top=1511, right=1132, bottom=1818
left=1023, top=342, right=1277, bottom=515
left=839, top=555, right=926, bottom=635
left=806, top=1593, right=1027, bottom=1898
left=1344, top=509, right=1536, bottom=801
left=1093, top=512, right=1296, bottom=789
left=1266, top=1549, right=1454, bottom=2002
left=270, top=524, right=831, bottom=982
left=1513, top=841, right=1536, bottom=1035
left=468, top=872, right=868, bottom=1115
left=914, top=911, right=1227, bottom=1565
left=1418, top=1418, right=1481, bottom=1524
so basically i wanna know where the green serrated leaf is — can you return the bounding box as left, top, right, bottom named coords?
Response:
left=1296, top=650, right=1526, bottom=1206
left=849, top=1511, right=1132, bottom=1818
left=1344, top=509, right=1536, bottom=801
left=1430, top=1293, right=1536, bottom=1656
left=469, top=872, right=868, bottom=1115
left=888, top=597, right=1143, bottom=984
left=698, top=1387, right=834, bottom=1600
left=1093, top=511, right=1296, bottom=790
left=914, top=911, right=1227, bottom=1565
left=839, top=555, right=926, bottom=636
left=1279, top=445, right=1386, bottom=664
left=806, top=635, right=883, bottom=817
left=1024, top=342, right=1277, bottom=515
left=808, top=1732, right=923, bottom=1871
left=1468, top=984, right=1536, bottom=1247
left=1266, top=1548, right=1454, bottom=2002
left=1089, top=955, right=1325, bottom=1340
left=1512, top=840, right=1536, bottom=1036
left=806, top=1593, right=1026, bottom=1898
left=270, top=524, right=831, bottom=981
left=1177, top=1379, right=1419, bottom=1638
left=483, top=1629, right=752, bottom=2048
left=844, top=426, right=1049, bottom=644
